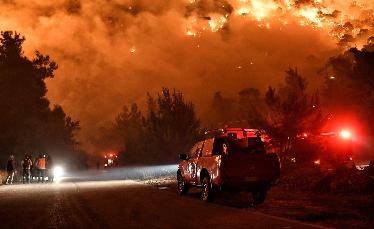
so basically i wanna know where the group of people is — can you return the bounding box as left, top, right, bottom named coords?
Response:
left=5, top=153, right=54, bottom=185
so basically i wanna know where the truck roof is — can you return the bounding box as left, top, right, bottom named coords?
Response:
left=204, top=128, right=265, bottom=139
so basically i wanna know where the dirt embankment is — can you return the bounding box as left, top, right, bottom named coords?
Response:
left=265, top=166, right=374, bottom=228
left=260, top=186, right=374, bottom=229
left=146, top=172, right=374, bottom=229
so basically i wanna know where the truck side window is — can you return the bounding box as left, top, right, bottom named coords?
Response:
left=213, top=138, right=228, bottom=155
left=202, top=138, right=214, bottom=157
left=189, top=141, right=203, bottom=159
left=194, top=141, right=203, bottom=158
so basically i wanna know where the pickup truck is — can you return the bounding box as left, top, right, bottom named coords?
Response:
left=177, top=128, right=280, bottom=204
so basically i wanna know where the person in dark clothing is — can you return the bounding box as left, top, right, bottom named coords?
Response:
left=46, top=155, right=54, bottom=182
left=21, top=154, right=33, bottom=184
left=31, top=156, right=38, bottom=182
left=253, top=136, right=265, bottom=153
left=6, top=155, right=16, bottom=184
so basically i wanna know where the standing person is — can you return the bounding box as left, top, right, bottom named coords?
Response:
left=6, top=154, right=16, bottom=185
left=21, top=154, right=33, bottom=184
left=46, top=154, right=54, bottom=182
left=32, top=155, right=38, bottom=182
left=36, top=154, right=46, bottom=183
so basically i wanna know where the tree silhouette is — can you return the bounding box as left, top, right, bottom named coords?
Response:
left=0, top=31, right=80, bottom=164
left=264, top=68, right=322, bottom=160
left=99, top=88, right=201, bottom=165
left=323, top=43, right=374, bottom=132
left=238, top=87, right=267, bottom=128
left=145, top=88, right=200, bottom=163
left=203, top=91, right=237, bottom=128
left=115, top=103, right=146, bottom=164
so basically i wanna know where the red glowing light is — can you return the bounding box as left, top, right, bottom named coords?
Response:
left=110, top=154, right=113, bottom=157
left=339, top=130, right=351, bottom=139
left=314, top=159, right=320, bottom=165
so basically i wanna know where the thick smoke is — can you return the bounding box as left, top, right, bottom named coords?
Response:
left=0, top=0, right=372, bottom=152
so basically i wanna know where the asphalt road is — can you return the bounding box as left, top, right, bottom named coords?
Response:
left=0, top=178, right=325, bottom=229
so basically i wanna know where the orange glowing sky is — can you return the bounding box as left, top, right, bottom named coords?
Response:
left=0, top=0, right=372, bottom=148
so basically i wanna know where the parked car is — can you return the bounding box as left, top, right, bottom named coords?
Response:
left=177, top=128, right=280, bottom=204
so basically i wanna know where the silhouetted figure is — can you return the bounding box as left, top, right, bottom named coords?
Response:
left=21, top=154, right=33, bottom=184
left=46, top=155, right=54, bottom=182
left=6, top=155, right=16, bottom=184
left=254, top=136, right=265, bottom=153
left=31, top=156, right=38, bottom=182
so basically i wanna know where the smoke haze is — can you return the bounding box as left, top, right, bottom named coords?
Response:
left=0, top=0, right=372, bottom=151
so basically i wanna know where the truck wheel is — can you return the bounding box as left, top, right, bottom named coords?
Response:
left=177, top=174, right=188, bottom=195
left=252, top=189, right=267, bottom=205
left=201, top=176, right=214, bottom=202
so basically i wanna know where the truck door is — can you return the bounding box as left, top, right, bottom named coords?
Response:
left=196, top=138, right=216, bottom=184
left=186, top=141, right=203, bottom=184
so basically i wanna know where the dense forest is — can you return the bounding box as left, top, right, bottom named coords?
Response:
left=0, top=31, right=84, bottom=168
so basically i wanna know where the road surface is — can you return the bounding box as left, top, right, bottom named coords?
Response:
left=0, top=178, right=325, bottom=229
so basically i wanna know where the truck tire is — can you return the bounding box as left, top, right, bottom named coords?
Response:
left=177, top=173, right=188, bottom=195
left=252, top=189, right=267, bottom=205
left=201, top=176, right=214, bottom=202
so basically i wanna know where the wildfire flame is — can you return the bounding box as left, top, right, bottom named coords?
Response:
left=184, top=0, right=374, bottom=48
